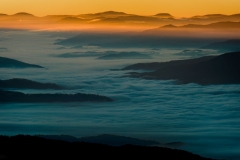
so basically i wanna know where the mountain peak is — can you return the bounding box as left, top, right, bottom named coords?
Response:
left=98, top=11, right=126, bottom=15
left=154, top=13, right=173, bottom=18
left=192, top=14, right=226, bottom=19
left=204, top=14, right=226, bottom=17
left=13, top=12, right=35, bottom=17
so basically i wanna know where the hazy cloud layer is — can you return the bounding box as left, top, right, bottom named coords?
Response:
left=97, top=51, right=152, bottom=60
left=55, top=51, right=103, bottom=58
left=0, top=47, right=8, bottom=52
left=55, top=51, right=152, bottom=60
left=1, top=11, right=240, bottom=31
left=173, top=49, right=220, bottom=58
left=56, top=32, right=222, bottom=49
left=0, top=29, right=240, bottom=160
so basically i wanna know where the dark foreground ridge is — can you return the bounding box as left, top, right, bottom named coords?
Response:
left=0, top=56, right=43, bottom=68
left=0, top=90, right=113, bottom=103
left=123, top=52, right=240, bottom=85
left=0, top=135, right=213, bottom=160
left=0, top=78, right=63, bottom=90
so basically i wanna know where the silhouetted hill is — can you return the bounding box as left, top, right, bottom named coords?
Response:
left=192, top=14, right=226, bottom=19
left=201, top=39, right=240, bottom=52
left=122, top=56, right=215, bottom=70
left=0, top=56, right=43, bottom=68
left=78, top=134, right=159, bottom=146
left=182, top=21, right=240, bottom=29
left=8, top=12, right=37, bottom=21
left=164, top=142, right=185, bottom=147
left=123, top=52, right=240, bottom=85
left=0, top=90, right=113, bottom=103
left=97, top=51, right=151, bottom=60
left=2, top=11, right=240, bottom=30
left=160, top=21, right=240, bottom=29
left=142, top=21, right=240, bottom=33
left=173, top=49, right=221, bottom=58
left=190, top=13, right=240, bottom=22
left=154, top=13, right=174, bottom=18
left=37, top=135, right=79, bottom=142
left=38, top=134, right=160, bottom=146
left=118, top=15, right=160, bottom=22
left=79, top=11, right=129, bottom=19
left=90, top=15, right=162, bottom=25
left=0, top=135, right=213, bottom=160
left=12, top=12, right=35, bottom=17
left=88, top=11, right=128, bottom=17
left=0, top=78, right=63, bottom=90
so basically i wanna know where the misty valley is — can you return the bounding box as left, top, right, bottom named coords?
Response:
left=0, top=12, right=240, bottom=159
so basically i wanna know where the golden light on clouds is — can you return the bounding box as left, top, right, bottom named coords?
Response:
left=1, top=0, right=240, bottom=17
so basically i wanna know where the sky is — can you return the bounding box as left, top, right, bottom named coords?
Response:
left=1, top=0, right=240, bottom=17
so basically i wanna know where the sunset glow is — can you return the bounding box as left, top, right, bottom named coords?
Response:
left=1, top=1, right=240, bottom=160
left=1, top=0, right=240, bottom=17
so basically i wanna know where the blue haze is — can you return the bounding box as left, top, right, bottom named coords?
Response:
left=0, top=30, right=240, bottom=160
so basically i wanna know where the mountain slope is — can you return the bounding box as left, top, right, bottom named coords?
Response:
left=0, top=78, right=63, bottom=90
left=0, top=90, right=113, bottom=103
left=201, top=39, right=240, bottom=52
left=0, top=56, right=43, bottom=68
left=0, top=135, right=213, bottom=160
left=124, top=52, right=240, bottom=85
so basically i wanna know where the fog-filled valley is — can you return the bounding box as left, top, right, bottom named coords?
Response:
left=0, top=25, right=240, bottom=160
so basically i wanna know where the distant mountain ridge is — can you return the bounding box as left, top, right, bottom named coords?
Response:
left=160, top=21, right=240, bottom=29
left=201, top=39, right=240, bottom=52
left=0, top=78, right=63, bottom=90
left=122, top=56, right=215, bottom=71
left=12, top=12, right=35, bottom=17
left=190, top=13, right=240, bottom=21
left=1, top=11, right=240, bottom=30
left=38, top=134, right=160, bottom=146
left=123, top=51, right=240, bottom=85
left=1, top=11, right=239, bottom=20
left=0, top=56, right=43, bottom=68
left=0, top=90, right=113, bottom=103
left=154, top=13, right=174, bottom=18
left=37, top=134, right=187, bottom=148
left=97, top=51, right=151, bottom=60
left=55, top=32, right=218, bottom=48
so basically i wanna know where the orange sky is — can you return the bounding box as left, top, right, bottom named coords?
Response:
left=1, top=0, right=240, bottom=17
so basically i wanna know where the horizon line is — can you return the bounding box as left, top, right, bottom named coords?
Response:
left=1, top=11, right=240, bottom=18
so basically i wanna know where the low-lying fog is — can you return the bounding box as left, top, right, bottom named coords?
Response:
left=0, top=30, right=240, bottom=160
